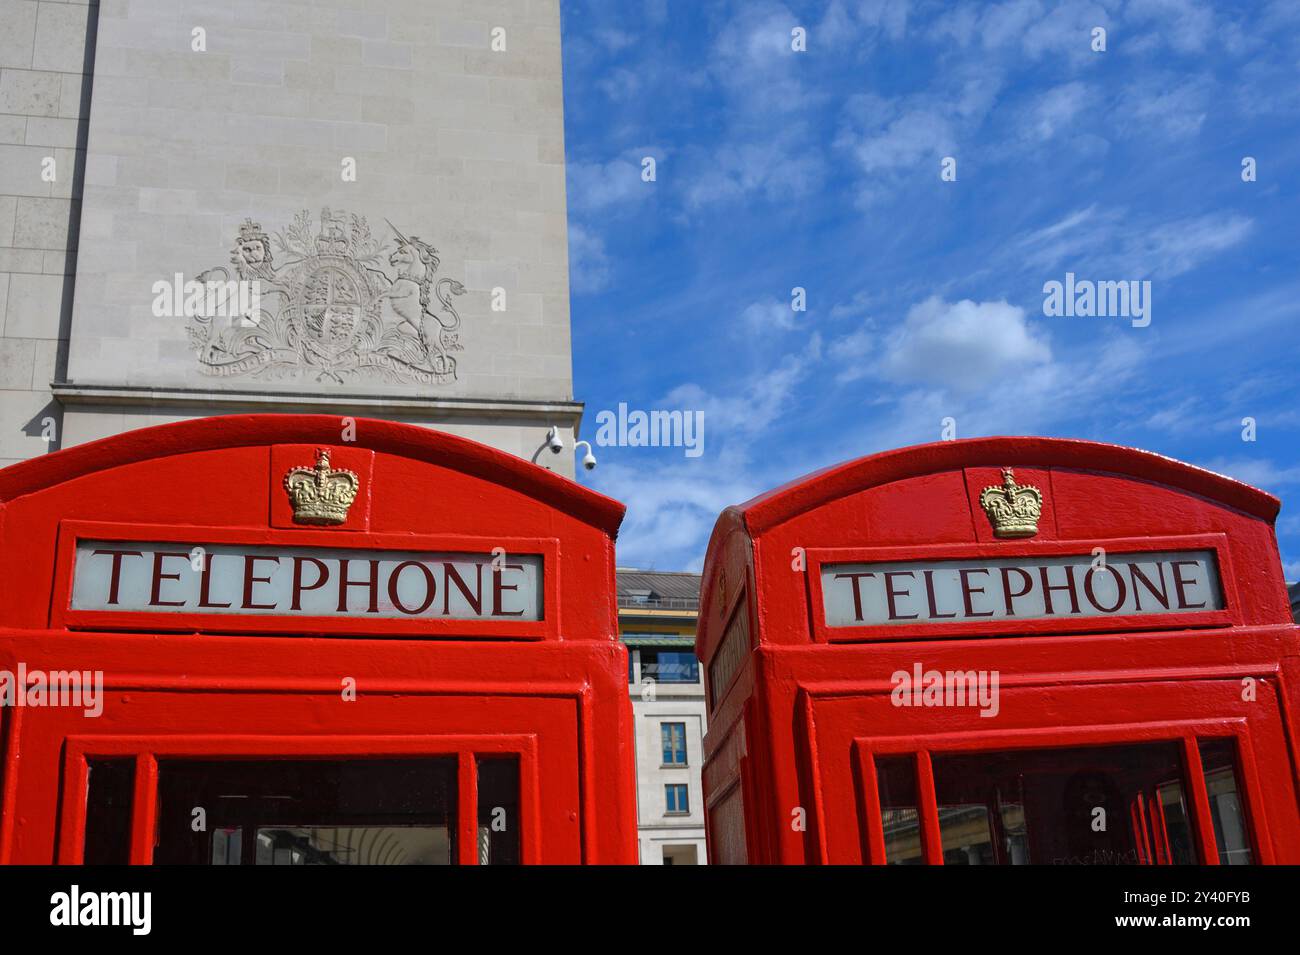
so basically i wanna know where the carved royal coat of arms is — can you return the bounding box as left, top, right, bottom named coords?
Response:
left=187, top=208, right=468, bottom=385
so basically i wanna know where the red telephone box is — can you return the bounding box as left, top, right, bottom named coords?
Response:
left=696, top=437, right=1300, bottom=865
left=0, top=414, right=636, bottom=864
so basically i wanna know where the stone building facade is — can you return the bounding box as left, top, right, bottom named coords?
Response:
left=618, top=569, right=709, bottom=864
left=0, top=0, right=583, bottom=474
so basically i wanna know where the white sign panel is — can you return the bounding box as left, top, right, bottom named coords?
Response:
left=821, top=550, right=1222, bottom=628
left=72, top=540, right=542, bottom=621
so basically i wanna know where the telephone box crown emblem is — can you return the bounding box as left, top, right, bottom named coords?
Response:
left=979, top=468, right=1043, bottom=538
left=283, top=448, right=359, bottom=525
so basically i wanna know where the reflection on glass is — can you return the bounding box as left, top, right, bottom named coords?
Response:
left=211, top=827, right=242, bottom=865
left=929, top=741, right=1199, bottom=865
left=155, top=758, right=457, bottom=865
left=253, top=826, right=450, bottom=865
left=477, top=756, right=521, bottom=865
left=1155, top=781, right=1196, bottom=864
left=999, top=803, right=1029, bottom=863
left=938, top=804, right=995, bottom=864
left=1199, top=739, right=1253, bottom=865
left=875, top=756, right=923, bottom=865
left=84, top=758, right=134, bottom=865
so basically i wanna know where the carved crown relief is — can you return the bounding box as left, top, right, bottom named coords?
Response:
left=187, top=209, right=468, bottom=386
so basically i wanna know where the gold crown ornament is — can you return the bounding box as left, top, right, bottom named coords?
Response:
left=284, top=448, right=359, bottom=525
left=979, top=468, right=1043, bottom=538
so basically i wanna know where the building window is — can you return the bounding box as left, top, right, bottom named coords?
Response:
left=661, top=722, right=687, bottom=766
left=665, top=783, right=689, bottom=815
left=640, top=649, right=699, bottom=684
left=662, top=844, right=699, bottom=865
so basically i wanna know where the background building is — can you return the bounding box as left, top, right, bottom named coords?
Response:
left=617, top=568, right=707, bottom=864
left=0, top=0, right=583, bottom=474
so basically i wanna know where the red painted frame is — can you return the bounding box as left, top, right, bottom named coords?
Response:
left=852, top=720, right=1269, bottom=865
left=805, top=533, right=1241, bottom=643
left=50, top=519, right=562, bottom=639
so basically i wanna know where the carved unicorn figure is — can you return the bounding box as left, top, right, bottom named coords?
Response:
left=380, top=220, right=465, bottom=369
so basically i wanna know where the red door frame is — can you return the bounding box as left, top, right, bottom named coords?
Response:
left=59, top=734, right=542, bottom=865
left=853, top=719, right=1268, bottom=865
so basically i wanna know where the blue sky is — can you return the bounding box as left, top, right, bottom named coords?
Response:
left=558, top=0, right=1300, bottom=573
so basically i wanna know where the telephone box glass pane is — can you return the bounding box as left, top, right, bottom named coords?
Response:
left=931, top=741, right=1197, bottom=865
left=1198, top=739, right=1253, bottom=865
left=477, top=756, right=521, bottom=865
left=83, top=758, right=135, bottom=865
left=938, top=803, right=996, bottom=865
left=154, top=758, right=456, bottom=864
left=875, top=756, right=923, bottom=865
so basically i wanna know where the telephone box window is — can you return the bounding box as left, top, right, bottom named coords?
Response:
left=1199, top=739, right=1253, bottom=865
left=477, top=756, right=521, bottom=865
left=874, top=756, right=923, bottom=865
left=154, top=758, right=457, bottom=865
left=641, top=650, right=699, bottom=684
left=929, top=741, right=1199, bottom=865
left=83, top=758, right=135, bottom=865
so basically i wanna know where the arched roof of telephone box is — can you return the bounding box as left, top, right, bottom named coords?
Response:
left=0, top=414, right=625, bottom=536
left=708, top=436, right=1279, bottom=549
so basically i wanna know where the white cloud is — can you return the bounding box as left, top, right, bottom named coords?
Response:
left=1116, top=74, right=1212, bottom=139
left=682, top=138, right=825, bottom=209
left=1124, top=0, right=1216, bottom=55
left=711, top=3, right=811, bottom=114
left=1198, top=458, right=1300, bottom=492
left=567, top=223, right=612, bottom=295
left=665, top=334, right=822, bottom=435
left=847, top=109, right=956, bottom=174
left=594, top=335, right=823, bottom=570
left=833, top=329, right=1147, bottom=457
left=594, top=28, right=635, bottom=53
left=830, top=327, right=875, bottom=383
left=1014, top=206, right=1254, bottom=280
left=601, top=451, right=759, bottom=571
left=981, top=0, right=1046, bottom=50
left=1132, top=214, right=1254, bottom=279
left=1020, top=1, right=1112, bottom=60
left=1024, top=81, right=1091, bottom=141
left=879, top=296, right=1053, bottom=393
left=819, top=0, right=911, bottom=48
left=740, top=296, right=800, bottom=332
left=567, top=157, right=655, bottom=215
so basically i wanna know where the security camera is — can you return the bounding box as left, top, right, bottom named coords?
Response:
left=583, top=451, right=597, bottom=471
left=546, top=426, right=563, bottom=454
